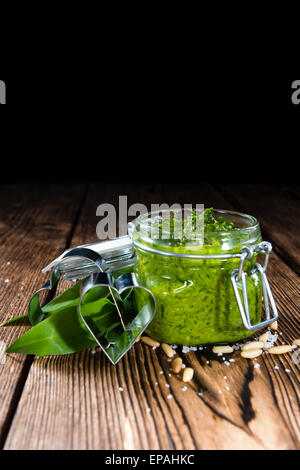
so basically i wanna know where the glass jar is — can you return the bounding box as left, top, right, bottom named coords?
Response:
left=129, top=209, right=265, bottom=345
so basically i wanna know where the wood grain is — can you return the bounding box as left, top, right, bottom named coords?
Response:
left=2, top=183, right=300, bottom=450
left=0, top=184, right=86, bottom=447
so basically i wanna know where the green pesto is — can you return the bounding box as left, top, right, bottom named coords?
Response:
left=134, top=209, right=262, bottom=345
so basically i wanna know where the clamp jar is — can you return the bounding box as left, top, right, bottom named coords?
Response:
left=128, top=209, right=278, bottom=345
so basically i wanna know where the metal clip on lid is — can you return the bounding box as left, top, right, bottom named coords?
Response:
left=42, top=236, right=136, bottom=280
left=231, top=242, right=278, bottom=332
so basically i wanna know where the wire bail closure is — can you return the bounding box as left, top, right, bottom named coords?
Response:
left=231, top=242, right=278, bottom=332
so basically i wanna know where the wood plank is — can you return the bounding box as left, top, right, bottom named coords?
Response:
left=284, top=184, right=300, bottom=200
left=216, top=184, right=300, bottom=274
left=0, top=184, right=86, bottom=447
left=4, top=183, right=300, bottom=449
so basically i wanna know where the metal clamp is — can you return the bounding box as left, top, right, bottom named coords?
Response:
left=231, top=242, right=278, bottom=332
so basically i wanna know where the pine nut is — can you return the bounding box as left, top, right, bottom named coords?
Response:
left=172, top=357, right=183, bottom=374
left=293, top=339, right=300, bottom=347
left=141, top=336, right=160, bottom=348
left=212, top=345, right=234, bottom=354
left=270, top=321, right=278, bottom=331
left=258, top=332, right=269, bottom=343
left=241, top=341, right=265, bottom=351
left=241, top=349, right=263, bottom=359
left=268, top=345, right=292, bottom=355
left=182, top=367, right=194, bottom=382
left=161, top=343, right=176, bottom=358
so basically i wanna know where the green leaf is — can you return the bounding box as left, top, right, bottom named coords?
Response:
left=6, top=297, right=118, bottom=356
left=0, top=314, right=31, bottom=327
left=6, top=307, right=95, bottom=355
left=80, top=297, right=120, bottom=336
left=5, top=266, right=152, bottom=362
left=42, top=279, right=110, bottom=314
left=41, top=279, right=80, bottom=313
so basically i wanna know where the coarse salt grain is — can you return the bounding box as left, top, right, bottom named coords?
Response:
left=182, top=346, right=190, bottom=353
left=264, top=332, right=279, bottom=349
left=285, top=369, right=291, bottom=374
left=254, top=364, right=260, bottom=369
left=218, top=390, right=223, bottom=394
left=146, top=408, right=151, bottom=413
left=167, top=394, right=173, bottom=399
left=229, top=359, right=235, bottom=363
left=206, top=361, right=210, bottom=365
left=224, top=361, right=230, bottom=366
left=198, top=392, right=203, bottom=396
left=165, top=383, right=170, bottom=388
left=7, top=262, right=11, bottom=265
left=226, top=386, right=230, bottom=391
left=274, top=366, right=280, bottom=370
left=182, top=386, right=187, bottom=392
left=159, top=371, right=164, bottom=375
left=4, top=279, right=9, bottom=283
left=182, top=364, right=186, bottom=369
left=224, top=376, right=227, bottom=380
left=119, top=387, right=124, bottom=392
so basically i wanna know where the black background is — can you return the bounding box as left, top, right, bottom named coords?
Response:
left=0, top=73, right=299, bottom=185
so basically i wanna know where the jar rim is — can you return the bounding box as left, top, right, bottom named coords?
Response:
left=131, top=208, right=259, bottom=233
left=129, top=208, right=261, bottom=255
left=207, top=209, right=259, bottom=233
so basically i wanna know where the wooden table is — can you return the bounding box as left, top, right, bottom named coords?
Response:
left=0, top=183, right=299, bottom=450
